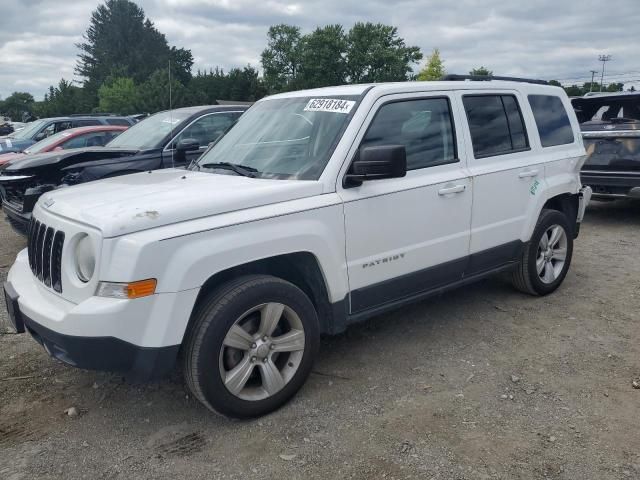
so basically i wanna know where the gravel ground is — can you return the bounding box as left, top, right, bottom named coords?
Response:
left=1, top=200, right=639, bottom=480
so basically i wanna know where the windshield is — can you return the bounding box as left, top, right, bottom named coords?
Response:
left=107, top=110, right=192, bottom=149
left=24, top=128, right=77, bottom=153
left=194, top=95, right=360, bottom=180
left=9, top=119, right=47, bottom=140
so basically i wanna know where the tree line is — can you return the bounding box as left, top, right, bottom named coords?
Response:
left=1, top=0, right=631, bottom=122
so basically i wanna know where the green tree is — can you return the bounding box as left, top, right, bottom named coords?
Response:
left=76, top=0, right=193, bottom=100
left=469, top=66, right=492, bottom=76
left=606, top=82, right=624, bottom=92
left=98, top=77, right=137, bottom=114
left=187, top=66, right=266, bottom=104
left=261, top=24, right=302, bottom=93
left=548, top=80, right=562, bottom=87
left=563, top=84, right=584, bottom=97
left=135, top=69, right=188, bottom=113
left=417, top=48, right=444, bottom=81
left=346, top=23, right=422, bottom=83
left=0, top=92, right=35, bottom=121
left=32, top=79, right=92, bottom=117
left=298, top=25, right=347, bottom=88
left=226, top=66, right=267, bottom=101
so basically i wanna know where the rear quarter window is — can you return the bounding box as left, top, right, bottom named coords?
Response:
left=528, top=95, right=575, bottom=147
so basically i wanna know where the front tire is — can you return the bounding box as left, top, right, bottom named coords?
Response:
left=183, top=275, right=320, bottom=418
left=511, top=209, right=574, bottom=296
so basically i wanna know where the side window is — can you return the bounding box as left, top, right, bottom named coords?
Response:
left=105, top=118, right=132, bottom=126
left=73, top=119, right=100, bottom=127
left=463, top=95, right=529, bottom=158
left=38, top=123, right=56, bottom=139
left=528, top=95, right=575, bottom=147
left=360, top=98, right=457, bottom=170
left=103, top=131, right=123, bottom=143
left=173, top=113, right=239, bottom=148
left=61, top=132, right=107, bottom=149
left=54, top=121, right=73, bottom=133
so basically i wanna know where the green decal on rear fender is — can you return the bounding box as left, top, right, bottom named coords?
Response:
left=530, top=180, right=540, bottom=195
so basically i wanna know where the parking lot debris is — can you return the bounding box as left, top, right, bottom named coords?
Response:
left=64, top=407, right=79, bottom=417
left=632, top=379, right=640, bottom=389
left=279, top=454, right=297, bottom=461
left=511, top=375, right=521, bottom=383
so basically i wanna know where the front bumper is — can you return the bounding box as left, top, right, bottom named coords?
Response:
left=2, top=199, right=30, bottom=235
left=580, top=170, right=640, bottom=199
left=4, top=250, right=199, bottom=380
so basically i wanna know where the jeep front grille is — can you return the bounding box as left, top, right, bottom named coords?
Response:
left=27, top=219, right=65, bottom=293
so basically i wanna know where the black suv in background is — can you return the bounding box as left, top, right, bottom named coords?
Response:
left=0, top=105, right=248, bottom=234
left=0, top=115, right=136, bottom=154
left=573, top=92, right=640, bottom=200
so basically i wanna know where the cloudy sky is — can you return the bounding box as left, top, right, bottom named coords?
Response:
left=1, top=0, right=639, bottom=100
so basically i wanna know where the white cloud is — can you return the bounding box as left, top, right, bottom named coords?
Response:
left=0, top=0, right=638, bottom=100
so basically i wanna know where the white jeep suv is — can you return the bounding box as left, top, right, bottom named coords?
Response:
left=4, top=77, right=591, bottom=418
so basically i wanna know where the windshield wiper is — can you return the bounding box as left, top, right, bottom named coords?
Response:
left=199, top=162, right=259, bottom=178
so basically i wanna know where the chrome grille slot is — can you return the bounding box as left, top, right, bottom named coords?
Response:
left=27, top=218, right=65, bottom=293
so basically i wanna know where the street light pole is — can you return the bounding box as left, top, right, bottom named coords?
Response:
left=598, top=55, right=611, bottom=92
left=589, top=70, right=598, bottom=92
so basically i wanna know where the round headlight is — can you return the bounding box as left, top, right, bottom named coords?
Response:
left=74, top=234, right=95, bottom=283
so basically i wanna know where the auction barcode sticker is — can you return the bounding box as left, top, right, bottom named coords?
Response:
left=304, top=98, right=355, bottom=114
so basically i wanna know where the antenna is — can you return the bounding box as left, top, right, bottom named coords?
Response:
left=169, top=59, right=174, bottom=168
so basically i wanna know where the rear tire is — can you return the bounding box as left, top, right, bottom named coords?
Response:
left=511, top=209, right=573, bottom=296
left=183, top=275, right=320, bottom=418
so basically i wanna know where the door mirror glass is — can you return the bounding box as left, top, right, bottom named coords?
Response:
left=176, top=138, right=200, bottom=152
left=345, top=145, right=407, bottom=186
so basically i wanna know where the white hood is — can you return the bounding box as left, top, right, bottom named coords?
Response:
left=40, top=169, right=324, bottom=237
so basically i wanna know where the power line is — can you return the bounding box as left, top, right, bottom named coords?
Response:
left=551, top=70, right=640, bottom=82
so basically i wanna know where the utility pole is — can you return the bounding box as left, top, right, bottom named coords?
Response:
left=589, top=70, right=598, bottom=92
left=598, top=55, right=611, bottom=92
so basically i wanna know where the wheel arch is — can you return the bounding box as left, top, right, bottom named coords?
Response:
left=181, top=252, right=340, bottom=349
left=524, top=190, right=580, bottom=242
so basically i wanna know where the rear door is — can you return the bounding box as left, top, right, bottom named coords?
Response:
left=457, top=91, right=543, bottom=274
left=340, top=92, right=473, bottom=313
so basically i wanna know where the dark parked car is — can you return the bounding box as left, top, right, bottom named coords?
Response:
left=573, top=92, right=640, bottom=200
left=0, top=121, right=14, bottom=136
left=0, top=115, right=135, bottom=154
left=0, top=105, right=248, bottom=233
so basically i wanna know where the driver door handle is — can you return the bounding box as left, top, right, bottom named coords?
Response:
left=518, top=169, right=539, bottom=178
left=438, top=184, right=466, bottom=196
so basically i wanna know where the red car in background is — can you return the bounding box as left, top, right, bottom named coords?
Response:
left=0, top=125, right=128, bottom=166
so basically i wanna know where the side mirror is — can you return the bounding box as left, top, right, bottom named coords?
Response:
left=344, top=145, right=407, bottom=187
left=34, top=132, right=46, bottom=141
left=175, top=138, right=200, bottom=152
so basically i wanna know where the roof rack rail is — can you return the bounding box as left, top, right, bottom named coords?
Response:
left=441, top=74, right=548, bottom=86
left=68, top=113, right=120, bottom=117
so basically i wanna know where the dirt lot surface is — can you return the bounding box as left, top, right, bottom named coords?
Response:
left=1, top=200, right=639, bottom=480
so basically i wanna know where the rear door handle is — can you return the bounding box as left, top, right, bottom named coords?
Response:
left=518, top=169, right=539, bottom=178
left=438, top=184, right=466, bottom=196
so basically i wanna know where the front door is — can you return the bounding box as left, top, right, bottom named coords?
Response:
left=340, top=93, right=472, bottom=313
left=163, top=111, right=244, bottom=167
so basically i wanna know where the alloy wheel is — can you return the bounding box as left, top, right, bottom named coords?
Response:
left=536, top=224, right=568, bottom=284
left=219, top=302, right=305, bottom=401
